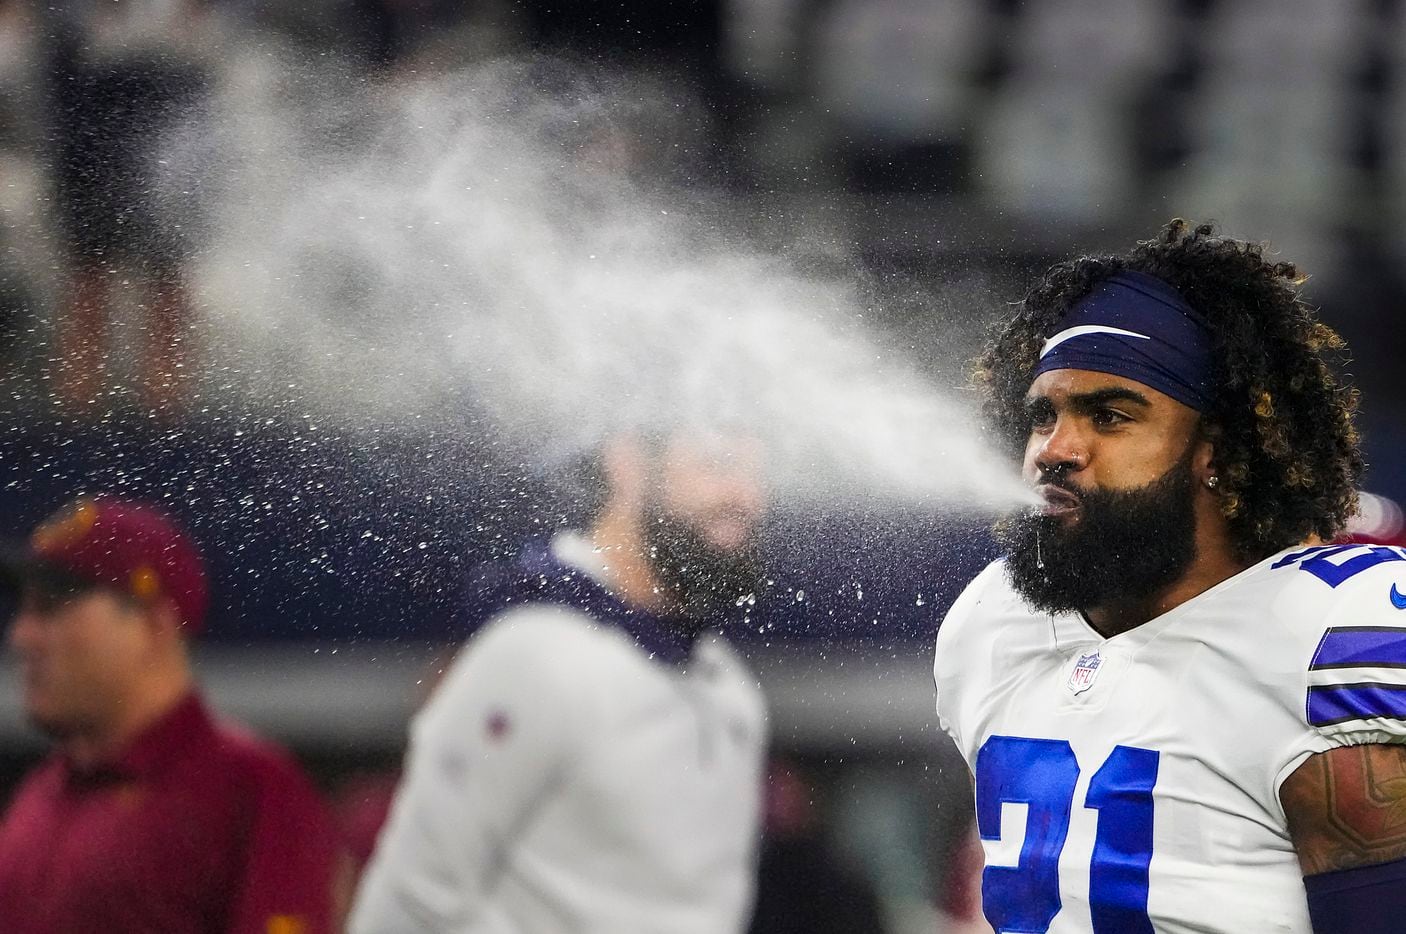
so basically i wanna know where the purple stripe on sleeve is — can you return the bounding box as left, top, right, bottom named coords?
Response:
left=1307, top=683, right=1406, bottom=726
left=1311, top=627, right=1406, bottom=669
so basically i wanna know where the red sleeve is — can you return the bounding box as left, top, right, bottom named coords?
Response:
left=225, top=750, right=349, bottom=934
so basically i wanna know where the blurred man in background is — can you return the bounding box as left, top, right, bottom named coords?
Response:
left=0, top=496, right=347, bottom=934
left=350, top=432, right=769, bottom=934
left=44, top=1, right=217, bottom=414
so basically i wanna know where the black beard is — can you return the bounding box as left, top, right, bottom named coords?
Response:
left=997, top=451, right=1198, bottom=617
left=642, top=508, right=764, bottom=626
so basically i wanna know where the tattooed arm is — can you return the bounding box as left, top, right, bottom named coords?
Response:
left=1281, top=744, right=1406, bottom=933
left=1282, top=743, right=1406, bottom=874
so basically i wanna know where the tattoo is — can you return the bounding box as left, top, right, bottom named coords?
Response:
left=1282, top=744, right=1406, bottom=875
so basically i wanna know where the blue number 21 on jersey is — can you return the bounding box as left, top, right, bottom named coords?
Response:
left=975, top=736, right=1160, bottom=933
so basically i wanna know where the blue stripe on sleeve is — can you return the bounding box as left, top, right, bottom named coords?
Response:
left=1311, top=627, right=1406, bottom=670
left=1307, top=683, right=1406, bottom=727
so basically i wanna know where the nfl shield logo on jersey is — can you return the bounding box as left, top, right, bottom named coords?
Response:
left=1067, top=650, right=1103, bottom=695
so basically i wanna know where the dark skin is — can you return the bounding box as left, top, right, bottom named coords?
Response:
left=1023, top=369, right=1232, bottom=638
left=1281, top=744, right=1406, bottom=875
left=1026, top=368, right=1406, bottom=881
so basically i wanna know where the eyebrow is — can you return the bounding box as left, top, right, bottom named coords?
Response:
left=1024, top=386, right=1153, bottom=413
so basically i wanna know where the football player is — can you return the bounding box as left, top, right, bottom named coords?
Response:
left=933, top=220, right=1402, bottom=932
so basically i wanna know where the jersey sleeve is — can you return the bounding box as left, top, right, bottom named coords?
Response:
left=226, top=750, right=348, bottom=934
left=1299, top=546, right=1406, bottom=749
left=347, top=607, right=595, bottom=934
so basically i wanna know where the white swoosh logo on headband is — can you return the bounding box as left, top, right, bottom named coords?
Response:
left=1040, top=325, right=1151, bottom=359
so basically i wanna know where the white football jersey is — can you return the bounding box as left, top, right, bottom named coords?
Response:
left=933, top=543, right=1406, bottom=934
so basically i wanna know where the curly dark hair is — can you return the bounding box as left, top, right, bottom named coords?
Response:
left=975, top=219, right=1363, bottom=562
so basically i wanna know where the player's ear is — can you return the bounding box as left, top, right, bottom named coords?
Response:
left=1192, top=419, right=1222, bottom=489
left=140, top=595, right=186, bottom=641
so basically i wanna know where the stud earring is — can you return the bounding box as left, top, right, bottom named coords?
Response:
left=1206, top=475, right=1220, bottom=489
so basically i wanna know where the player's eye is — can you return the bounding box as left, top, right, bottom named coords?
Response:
left=1024, top=399, right=1056, bottom=431
left=1091, top=407, right=1130, bottom=428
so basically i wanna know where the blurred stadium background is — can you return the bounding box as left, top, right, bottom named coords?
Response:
left=0, top=2, right=1404, bottom=932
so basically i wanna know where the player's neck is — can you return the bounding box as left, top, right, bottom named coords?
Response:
left=64, top=665, right=194, bottom=769
left=1084, top=514, right=1248, bottom=637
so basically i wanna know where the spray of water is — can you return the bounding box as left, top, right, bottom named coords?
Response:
left=163, top=51, right=1033, bottom=512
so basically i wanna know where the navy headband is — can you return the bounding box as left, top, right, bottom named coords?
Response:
left=1033, top=270, right=1214, bottom=412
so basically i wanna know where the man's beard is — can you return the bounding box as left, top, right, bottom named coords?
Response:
left=642, top=508, right=765, bottom=626
left=997, top=450, right=1199, bottom=616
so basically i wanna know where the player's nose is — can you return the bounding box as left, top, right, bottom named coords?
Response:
left=1033, top=417, right=1089, bottom=476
